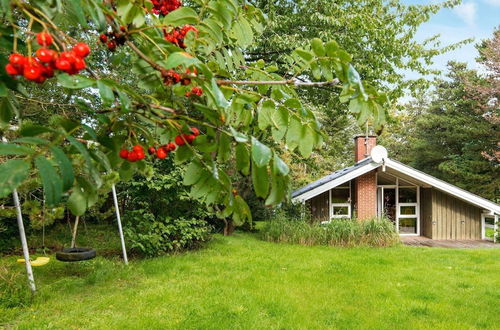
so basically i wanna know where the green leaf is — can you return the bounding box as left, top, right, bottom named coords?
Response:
left=229, top=126, right=248, bottom=143
left=251, top=137, right=272, bottom=168
left=217, top=133, right=231, bottom=162
left=234, top=195, right=252, bottom=223
left=265, top=175, right=287, bottom=206
left=117, top=90, right=131, bottom=112
left=310, top=61, right=322, bottom=80
left=0, top=143, right=34, bottom=155
left=271, top=106, right=288, bottom=141
left=97, top=81, right=115, bottom=106
left=165, top=52, right=200, bottom=69
left=252, top=161, right=269, bottom=198
left=12, top=137, right=49, bottom=145
left=183, top=160, right=205, bottom=186
left=0, top=95, right=14, bottom=126
left=210, top=78, right=229, bottom=109
left=311, top=38, right=325, bottom=56
left=163, top=7, right=198, bottom=25
left=57, top=73, right=95, bottom=89
left=273, top=154, right=289, bottom=176
left=19, top=124, right=54, bottom=136
left=35, top=156, right=63, bottom=206
left=258, top=100, right=274, bottom=130
left=174, top=146, right=194, bottom=164
left=67, top=188, right=86, bottom=216
left=235, top=143, right=250, bottom=175
left=298, top=125, right=315, bottom=157
left=295, top=48, right=314, bottom=62
left=325, top=40, right=340, bottom=57
left=50, top=146, right=74, bottom=191
left=286, top=117, right=301, bottom=151
left=0, top=159, right=30, bottom=198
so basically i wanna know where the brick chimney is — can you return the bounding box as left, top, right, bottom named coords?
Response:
left=354, top=135, right=377, bottom=219
left=354, top=135, right=377, bottom=162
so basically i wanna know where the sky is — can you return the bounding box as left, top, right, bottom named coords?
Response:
left=402, top=0, right=499, bottom=75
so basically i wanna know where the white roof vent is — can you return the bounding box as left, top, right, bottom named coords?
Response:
left=371, top=145, right=388, bottom=163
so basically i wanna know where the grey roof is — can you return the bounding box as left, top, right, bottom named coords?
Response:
left=292, top=157, right=374, bottom=198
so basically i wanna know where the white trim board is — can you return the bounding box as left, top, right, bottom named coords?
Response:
left=292, top=162, right=380, bottom=202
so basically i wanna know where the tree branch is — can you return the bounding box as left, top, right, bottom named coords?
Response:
left=216, top=78, right=340, bottom=86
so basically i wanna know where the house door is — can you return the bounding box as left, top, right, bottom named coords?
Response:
left=382, top=188, right=396, bottom=224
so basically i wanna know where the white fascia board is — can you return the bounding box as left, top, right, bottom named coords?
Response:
left=292, top=162, right=380, bottom=202
left=384, top=159, right=500, bottom=214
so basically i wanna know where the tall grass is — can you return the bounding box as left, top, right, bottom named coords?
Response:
left=261, top=216, right=399, bottom=247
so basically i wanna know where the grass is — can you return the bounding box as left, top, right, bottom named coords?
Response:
left=261, top=218, right=399, bottom=247
left=1, top=232, right=500, bottom=329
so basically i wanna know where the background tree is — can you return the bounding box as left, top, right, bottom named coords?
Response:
left=381, top=62, right=499, bottom=201
left=247, top=0, right=466, bottom=183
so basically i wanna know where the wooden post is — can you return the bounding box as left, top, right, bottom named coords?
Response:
left=13, top=189, right=36, bottom=293
left=71, top=216, right=80, bottom=248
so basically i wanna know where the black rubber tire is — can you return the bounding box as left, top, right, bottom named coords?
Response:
left=56, top=247, right=96, bottom=262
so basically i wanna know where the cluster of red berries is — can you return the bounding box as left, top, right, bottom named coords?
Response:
left=99, top=28, right=126, bottom=52
left=119, top=145, right=146, bottom=162
left=185, top=86, right=203, bottom=97
left=148, top=142, right=177, bottom=159
left=118, top=128, right=200, bottom=162
left=150, top=0, right=181, bottom=16
left=174, top=127, right=200, bottom=146
left=163, top=25, right=198, bottom=49
left=5, top=32, right=90, bottom=83
left=163, top=67, right=197, bottom=86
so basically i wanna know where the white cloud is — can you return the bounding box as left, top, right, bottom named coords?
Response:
left=454, top=2, right=477, bottom=26
left=483, top=0, right=500, bottom=6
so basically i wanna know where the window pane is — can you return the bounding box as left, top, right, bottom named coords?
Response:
left=333, top=206, right=349, bottom=215
left=331, top=189, right=349, bottom=203
left=399, top=188, right=416, bottom=203
left=400, top=206, right=416, bottom=215
left=399, top=217, right=417, bottom=234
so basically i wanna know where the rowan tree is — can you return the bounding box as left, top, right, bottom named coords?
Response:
left=0, top=0, right=387, bottom=234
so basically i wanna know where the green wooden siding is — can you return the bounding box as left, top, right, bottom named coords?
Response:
left=420, top=188, right=433, bottom=238
left=431, top=189, right=482, bottom=240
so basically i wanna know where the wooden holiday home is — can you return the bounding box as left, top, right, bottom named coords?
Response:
left=292, top=136, right=499, bottom=240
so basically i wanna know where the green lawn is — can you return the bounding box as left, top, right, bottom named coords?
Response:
left=1, top=232, right=499, bottom=329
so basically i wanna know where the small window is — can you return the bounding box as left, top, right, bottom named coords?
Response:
left=400, top=206, right=416, bottom=215
left=399, top=218, right=417, bottom=234
left=399, top=188, right=417, bottom=203
left=331, top=188, right=349, bottom=203
left=333, top=206, right=349, bottom=216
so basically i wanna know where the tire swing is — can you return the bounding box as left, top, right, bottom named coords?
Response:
left=56, top=215, right=96, bottom=262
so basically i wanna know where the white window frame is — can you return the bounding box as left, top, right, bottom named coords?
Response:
left=397, top=185, right=420, bottom=236
left=329, top=186, right=351, bottom=219
left=482, top=213, right=498, bottom=242
left=377, top=175, right=420, bottom=236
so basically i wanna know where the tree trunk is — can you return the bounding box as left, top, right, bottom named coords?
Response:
left=223, top=219, right=235, bottom=236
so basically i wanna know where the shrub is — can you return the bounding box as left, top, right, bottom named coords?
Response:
left=261, top=215, right=399, bottom=247
left=124, top=209, right=211, bottom=257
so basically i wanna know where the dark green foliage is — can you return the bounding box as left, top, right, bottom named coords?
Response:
left=119, top=159, right=213, bottom=256
left=384, top=62, right=499, bottom=201
left=124, top=211, right=211, bottom=257
left=261, top=215, right=399, bottom=247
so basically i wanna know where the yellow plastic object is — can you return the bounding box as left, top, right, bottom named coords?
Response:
left=16, top=257, right=50, bottom=267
